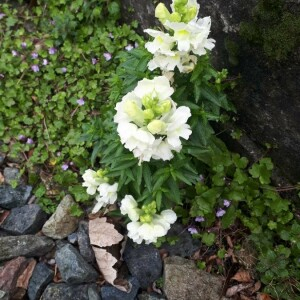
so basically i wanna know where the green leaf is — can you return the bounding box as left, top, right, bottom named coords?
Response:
left=156, top=190, right=162, bottom=211
left=221, top=206, right=236, bottom=229
left=143, top=163, right=152, bottom=192
left=153, top=173, right=170, bottom=191
left=202, top=232, right=216, bottom=246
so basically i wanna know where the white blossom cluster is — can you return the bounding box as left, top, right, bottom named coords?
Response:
left=144, top=0, right=215, bottom=73
left=120, top=195, right=177, bottom=244
left=82, top=169, right=118, bottom=213
left=114, top=76, right=192, bottom=163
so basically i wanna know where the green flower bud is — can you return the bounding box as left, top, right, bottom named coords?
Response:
left=155, top=100, right=171, bottom=115
left=142, top=95, right=153, bottom=109
left=123, top=100, right=145, bottom=126
left=147, top=120, right=166, bottom=135
left=182, top=7, right=198, bottom=23
left=169, top=12, right=181, bottom=22
left=155, top=3, right=171, bottom=24
left=174, top=0, right=188, bottom=6
left=140, top=214, right=153, bottom=223
left=143, top=109, right=155, bottom=120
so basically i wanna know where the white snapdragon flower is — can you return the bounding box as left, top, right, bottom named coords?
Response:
left=92, top=182, right=118, bottom=213
left=114, top=76, right=192, bottom=163
left=120, top=196, right=177, bottom=244
left=82, top=169, right=106, bottom=195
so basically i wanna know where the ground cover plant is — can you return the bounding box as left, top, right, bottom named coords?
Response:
left=1, top=0, right=300, bottom=299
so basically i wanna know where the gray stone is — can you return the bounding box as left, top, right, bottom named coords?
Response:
left=77, top=221, right=95, bottom=263
left=27, top=262, right=54, bottom=300
left=0, top=204, right=48, bottom=235
left=55, top=244, right=98, bottom=284
left=0, top=235, right=55, bottom=261
left=0, top=290, right=8, bottom=300
left=0, top=153, right=5, bottom=166
left=3, top=168, right=21, bottom=185
left=67, top=232, right=78, bottom=244
left=163, top=256, right=226, bottom=300
left=42, top=195, right=79, bottom=239
left=138, top=292, right=166, bottom=300
left=40, top=283, right=101, bottom=300
left=123, top=242, right=162, bottom=288
left=160, top=223, right=201, bottom=257
left=0, top=184, right=32, bottom=209
left=101, top=276, right=139, bottom=300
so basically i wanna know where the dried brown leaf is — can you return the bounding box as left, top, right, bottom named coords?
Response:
left=249, top=281, right=261, bottom=294
left=16, top=259, right=36, bottom=289
left=89, top=217, right=123, bottom=247
left=0, top=210, right=10, bottom=225
left=231, top=269, right=253, bottom=283
left=257, top=293, right=273, bottom=300
left=226, top=283, right=254, bottom=297
left=226, top=235, right=234, bottom=248
left=0, top=172, right=4, bottom=184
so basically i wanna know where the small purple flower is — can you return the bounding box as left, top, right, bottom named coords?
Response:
left=223, top=199, right=231, bottom=207
left=42, top=59, right=48, bottom=66
left=134, top=42, right=139, bottom=48
left=91, top=58, right=98, bottom=65
left=61, top=67, right=67, bottom=73
left=77, top=98, right=85, bottom=106
left=195, top=216, right=205, bottom=222
left=48, top=47, right=57, bottom=55
left=21, top=42, right=27, bottom=48
left=18, top=135, right=26, bottom=141
left=0, top=13, right=6, bottom=20
left=61, top=163, right=69, bottom=171
left=26, top=138, right=34, bottom=144
left=31, top=52, right=38, bottom=59
left=103, top=52, right=112, bottom=61
left=31, top=65, right=39, bottom=72
left=216, top=208, right=226, bottom=218
left=188, top=227, right=198, bottom=234
left=12, top=50, right=18, bottom=57
left=0, top=74, right=4, bottom=79
left=125, top=44, right=134, bottom=51
left=56, top=152, right=61, bottom=157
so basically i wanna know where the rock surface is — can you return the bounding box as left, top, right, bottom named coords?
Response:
left=3, top=168, right=21, bottom=185
left=0, top=204, right=47, bottom=235
left=27, top=262, right=54, bottom=300
left=163, top=256, right=226, bottom=300
left=101, top=276, right=140, bottom=300
left=77, top=221, right=95, bottom=263
left=123, top=242, right=162, bottom=288
left=0, top=184, right=32, bottom=209
left=40, top=283, right=101, bottom=300
left=42, top=194, right=79, bottom=239
left=0, top=235, right=55, bottom=261
left=138, top=292, right=166, bottom=300
left=55, top=244, right=99, bottom=284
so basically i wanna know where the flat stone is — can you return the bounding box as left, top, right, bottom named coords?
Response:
left=55, top=244, right=98, bottom=284
left=77, top=221, right=95, bottom=263
left=160, top=223, right=201, bottom=257
left=0, top=204, right=48, bottom=235
left=42, top=195, right=79, bottom=239
left=40, top=283, right=101, bottom=300
left=101, top=276, right=140, bottom=300
left=163, top=256, right=227, bottom=300
left=27, top=262, right=54, bottom=300
left=123, top=241, right=162, bottom=288
left=0, top=185, right=32, bottom=209
left=0, top=235, right=55, bottom=261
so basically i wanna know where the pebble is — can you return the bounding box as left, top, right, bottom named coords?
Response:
left=3, top=167, right=22, bottom=185
left=0, top=235, right=55, bottom=261
left=55, top=244, right=99, bottom=284
left=0, top=185, right=32, bottom=209
left=0, top=204, right=47, bottom=235
left=123, top=241, right=162, bottom=288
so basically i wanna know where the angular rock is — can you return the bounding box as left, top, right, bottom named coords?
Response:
left=27, top=262, right=54, bottom=300
left=0, top=185, right=32, bottom=209
left=0, top=235, right=55, bottom=261
left=67, top=232, right=78, bottom=244
left=3, top=168, right=21, bottom=185
left=101, top=276, right=140, bottom=300
left=77, top=221, right=95, bottom=263
left=55, top=244, right=98, bottom=284
left=160, top=223, right=201, bottom=257
left=40, top=283, right=101, bottom=300
left=0, top=204, right=48, bottom=235
left=123, top=242, right=162, bottom=288
left=42, top=194, right=79, bottom=239
left=0, top=290, right=9, bottom=300
left=163, top=256, right=226, bottom=300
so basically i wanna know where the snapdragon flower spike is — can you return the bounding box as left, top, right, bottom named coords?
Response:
left=120, top=195, right=177, bottom=244
left=82, top=169, right=108, bottom=195
left=114, top=76, right=192, bottom=163
left=92, top=182, right=118, bottom=213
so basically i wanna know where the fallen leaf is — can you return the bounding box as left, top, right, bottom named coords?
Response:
left=226, top=235, right=234, bottom=248
left=89, top=217, right=123, bottom=247
left=16, top=258, right=36, bottom=289
left=239, top=294, right=252, bottom=300
left=0, top=172, right=4, bottom=184
left=93, top=247, right=129, bottom=292
left=249, top=281, right=261, bottom=294
left=257, top=293, right=273, bottom=300
left=226, top=283, right=254, bottom=297
left=231, top=269, right=252, bottom=283
left=0, top=210, right=10, bottom=225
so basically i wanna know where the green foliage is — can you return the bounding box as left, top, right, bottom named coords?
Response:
left=240, top=0, right=300, bottom=61
left=0, top=0, right=142, bottom=207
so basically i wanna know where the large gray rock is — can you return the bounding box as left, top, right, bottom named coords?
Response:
left=27, top=262, right=54, bottom=300
left=123, top=242, right=162, bottom=288
left=40, top=283, right=101, bottom=300
left=0, top=235, right=55, bottom=261
left=0, top=204, right=47, bottom=235
left=42, top=195, right=79, bottom=239
left=163, top=256, right=227, bottom=300
left=101, top=276, right=140, bottom=300
left=0, top=184, right=32, bottom=209
left=77, top=221, right=95, bottom=263
left=55, top=244, right=99, bottom=284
